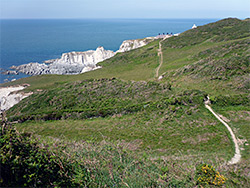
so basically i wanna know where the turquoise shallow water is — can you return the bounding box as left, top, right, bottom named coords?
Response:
left=0, top=18, right=217, bottom=83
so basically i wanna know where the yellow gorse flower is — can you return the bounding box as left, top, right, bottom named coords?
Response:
left=197, top=164, right=227, bottom=186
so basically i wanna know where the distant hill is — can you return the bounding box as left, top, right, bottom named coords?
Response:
left=162, top=18, right=250, bottom=48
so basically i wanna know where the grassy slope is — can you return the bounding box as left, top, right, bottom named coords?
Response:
left=3, top=18, right=250, bottom=187
left=13, top=84, right=233, bottom=160
left=159, top=37, right=250, bottom=95
left=159, top=18, right=250, bottom=95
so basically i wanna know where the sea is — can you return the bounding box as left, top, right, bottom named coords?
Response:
left=0, top=18, right=217, bottom=83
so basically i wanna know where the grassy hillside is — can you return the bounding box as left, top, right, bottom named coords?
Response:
left=162, top=18, right=250, bottom=48
left=7, top=79, right=172, bottom=122
left=1, top=18, right=250, bottom=187
left=160, top=37, right=250, bottom=95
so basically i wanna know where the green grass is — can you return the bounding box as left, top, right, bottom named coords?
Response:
left=162, top=18, right=250, bottom=49
left=159, top=37, right=250, bottom=96
left=7, top=79, right=173, bottom=121
left=14, top=94, right=235, bottom=162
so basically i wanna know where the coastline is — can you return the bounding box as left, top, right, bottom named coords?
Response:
left=1, top=18, right=213, bottom=84
left=1, top=38, right=156, bottom=79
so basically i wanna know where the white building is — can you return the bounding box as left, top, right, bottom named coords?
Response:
left=192, top=24, right=197, bottom=29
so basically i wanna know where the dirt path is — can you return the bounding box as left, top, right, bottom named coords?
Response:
left=156, top=38, right=166, bottom=78
left=205, top=99, right=241, bottom=165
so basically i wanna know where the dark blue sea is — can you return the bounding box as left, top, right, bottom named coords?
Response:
left=0, top=19, right=217, bottom=83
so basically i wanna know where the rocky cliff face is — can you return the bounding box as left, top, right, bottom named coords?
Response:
left=51, top=46, right=115, bottom=67
left=12, top=62, right=84, bottom=75
left=117, top=38, right=151, bottom=53
left=9, top=38, right=153, bottom=76
left=0, top=86, right=33, bottom=112
left=12, top=47, right=115, bottom=75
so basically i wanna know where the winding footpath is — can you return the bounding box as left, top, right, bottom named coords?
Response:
left=205, top=99, right=241, bottom=165
left=154, top=36, right=240, bottom=165
left=156, top=38, right=167, bottom=78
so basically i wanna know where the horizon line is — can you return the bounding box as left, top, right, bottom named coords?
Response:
left=0, top=17, right=232, bottom=20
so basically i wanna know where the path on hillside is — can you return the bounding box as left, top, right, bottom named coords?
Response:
left=205, top=98, right=241, bottom=165
left=156, top=38, right=167, bottom=78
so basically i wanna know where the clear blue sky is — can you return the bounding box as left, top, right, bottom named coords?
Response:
left=1, top=0, right=249, bottom=19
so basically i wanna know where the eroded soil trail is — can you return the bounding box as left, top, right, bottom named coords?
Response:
left=156, top=38, right=166, bottom=78
left=205, top=99, right=241, bottom=165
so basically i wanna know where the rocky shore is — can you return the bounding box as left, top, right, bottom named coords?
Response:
left=5, top=38, right=153, bottom=76
left=10, top=46, right=115, bottom=75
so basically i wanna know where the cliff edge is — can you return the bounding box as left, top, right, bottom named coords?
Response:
left=10, top=38, right=153, bottom=76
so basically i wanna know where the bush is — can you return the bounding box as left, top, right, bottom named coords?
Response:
left=210, top=94, right=250, bottom=106
left=0, top=119, right=78, bottom=187
left=195, top=163, right=227, bottom=186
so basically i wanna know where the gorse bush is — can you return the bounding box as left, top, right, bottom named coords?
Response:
left=196, top=163, right=227, bottom=186
left=0, top=119, right=77, bottom=187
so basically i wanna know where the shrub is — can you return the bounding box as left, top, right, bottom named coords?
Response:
left=0, top=118, right=77, bottom=187
left=195, top=163, right=227, bottom=186
left=210, top=94, right=250, bottom=106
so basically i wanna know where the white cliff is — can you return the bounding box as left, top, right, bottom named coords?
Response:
left=13, top=47, right=115, bottom=75
left=117, top=38, right=151, bottom=53
left=0, top=85, right=33, bottom=112
left=52, top=46, right=115, bottom=67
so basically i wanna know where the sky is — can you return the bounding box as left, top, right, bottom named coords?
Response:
left=0, top=0, right=249, bottom=19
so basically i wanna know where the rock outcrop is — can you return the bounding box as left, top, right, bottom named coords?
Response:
left=117, top=38, right=152, bottom=53
left=50, top=46, right=114, bottom=68
left=8, top=38, right=153, bottom=76
left=1, top=70, right=19, bottom=75
left=12, top=47, right=115, bottom=75
left=0, top=85, right=33, bottom=112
